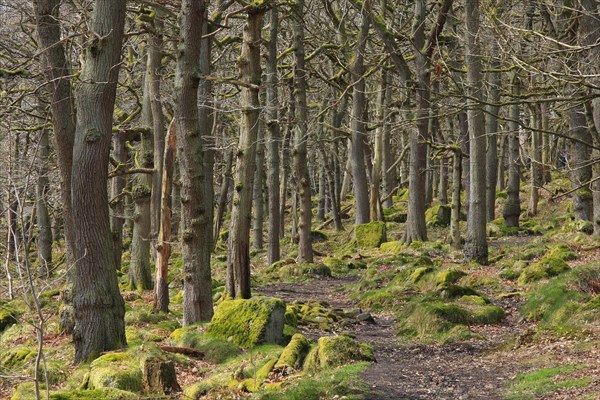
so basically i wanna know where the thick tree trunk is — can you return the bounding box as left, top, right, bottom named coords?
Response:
left=71, top=0, right=127, bottom=363
left=266, top=5, right=281, bottom=266
left=176, top=0, right=213, bottom=322
left=350, top=12, right=371, bottom=225
left=463, top=0, right=488, bottom=264
left=154, top=121, right=176, bottom=313
left=226, top=6, right=267, bottom=298
left=485, top=36, right=501, bottom=222
left=292, top=0, right=313, bottom=263
left=503, top=75, right=521, bottom=228
left=253, top=134, right=265, bottom=250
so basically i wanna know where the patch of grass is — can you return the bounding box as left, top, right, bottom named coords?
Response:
left=258, top=361, right=370, bottom=400
left=507, top=365, right=590, bottom=400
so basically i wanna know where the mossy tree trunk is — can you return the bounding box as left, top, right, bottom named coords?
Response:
left=292, top=0, right=313, bottom=263
left=227, top=5, right=267, bottom=298
left=71, top=0, right=127, bottom=363
left=463, top=0, right=488, bottom=264
left=176, top=0, right=213, bottom=322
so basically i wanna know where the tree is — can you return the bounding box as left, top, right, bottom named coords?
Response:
left=70, top=0, right=127, bottom=363
left=176, top=0, right=214, bottom=322
left=463, top=0, right=488, bottom=264
left=227, top=3, right=268, bottom=299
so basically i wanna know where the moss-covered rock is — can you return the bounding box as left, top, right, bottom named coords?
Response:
left=410, top=266, right=434, bottom=283
left=310, top=230, right=328, bottom=242
left=436, top=269, right=466, bottom=287
left=1, top=346, right=36, bottom=368
left=355, top=221, right=387, bottom=248
left=0, top=302, right=19, bottom=332
left=11, top=383, right=138, bottom=400
left=517, top=258, right=569, bottom=285
left=276, top=263, right=332, bottom=279
left=170, top=325, right=242, bottom=364
left=88, top=353, right=143, bottom=392
left=303, top=335, right=375, bottom=371
left=274, top=333, right=311, bottom=372
left=208, top=297, right=285, bottom=348
left=425, top=204, right=451, bottom=227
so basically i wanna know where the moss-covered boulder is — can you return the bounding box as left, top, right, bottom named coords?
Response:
left=425, top=204, right=451, bottom=227
left=1, top=346, right=37, bottom=369
left=517, top=244, right=575, bottom=285
left=436, top=269, right=466, bottom=287
left=303, top=335, right=375, bottom=371
left=274, top=333, right=311, bottom=373
left=208, top=297, right=285, bottom=348
left=170, top=325, right=242, bottom=363
left=355, top=221, right=387, bottom=248
left=88, top=353, right=143, bottom=392
left=0, top=302, right=19, bottom=332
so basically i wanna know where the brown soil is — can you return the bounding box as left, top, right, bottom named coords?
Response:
left=258, top=276, right=525, bottom=400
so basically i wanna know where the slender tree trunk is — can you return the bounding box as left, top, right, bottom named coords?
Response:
left=439, top=158, right=449, bottom=205
left=33, top=0, right=76, bottom=334
left=528, top=105, right=542, bottom=216
left=463, top=0, right=488, bottom=264
left=381, top=72, right=395, bottom=209
left=129, top=74, right=154, bottom=292
left=154, top=121, right=176, bottom=313
left=503, top=75, right=521, bottom=228
left=485, top=22, right=501, bottom=222
left=371, top=68, right=388, bottom=221
left=252, top=131, right=265, bottom=250
left=176, top=0, right=213, bottom=322
left=149, top=18, right=166, bottom=257
left=110, top=133, right=127, bottom=270
left=214, top=149, right=233, bottom=248
left=71, top=0, right=127, bottom=363
left=292, top=0, right=313, bottom=262
left=404, top=0, right=429, bottom=243
left=36, top=120, right=53, bottom=274
left=570, top=104, right=593, bottom=221
left=350, top=11, right=371, bottom=225
left=450, top=151, right=462, bottom=248
left=266, top=5, right=281, bottom=266
left=226, top=6, right=266, bottom=298
left=497, top=134, right=507, bottom=191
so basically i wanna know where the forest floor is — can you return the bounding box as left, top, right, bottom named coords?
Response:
left=258, top=238, right=600, bottom=400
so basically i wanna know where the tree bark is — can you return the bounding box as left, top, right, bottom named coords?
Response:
left=226, top=5, right=267, bottom=298
left=265, top=5, right=281, bottom=266
left=503, top=75, right=521, bottom=228
left=292, top=0, right=313, bottom=263
left=463, top=0, right=488, bottom=264
left=71, top=0, right=127, bottom=363
left=176, top=0, right=213, bottom=322
left=154, top=121, right=176, bottom=313
left=36, top=118, right=53, bottom=274
left=110, top=132, right=127, bottom=270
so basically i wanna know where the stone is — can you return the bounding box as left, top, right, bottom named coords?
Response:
left=355, top=221, right=387, bottom=248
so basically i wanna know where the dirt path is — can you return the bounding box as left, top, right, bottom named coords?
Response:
left=258, top=277, right=524, bottom=400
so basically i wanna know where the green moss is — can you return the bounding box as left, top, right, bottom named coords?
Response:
left=11, top=383, right=138, bottom=400
left=425, top=204, right=451, bottom=227
left=355, top=221, right=387, bottom=248
left=274, top=333, right=311, bottom=372
left=517, top=258, right=569, bottom=285
left=407, top=266, right=433, bottom=284
left=275, top=263, right=332, bottom=280
left=507, top=365, right=590, bottom=400
left=1, top=346, right=37, bottom=368
left=88, top=352, right=143, bottom=392
left=310, top=230, right=328, bottom=242
left=436, top=269, right=466, bottom=287
left=208, top=297, right=285, bottom=348
left=380, top=241, right=402, bottom=253
left=170, top=325, right=242, bottom=363
left=257, top=357, right=278, bottom=380
left=0, top=304, right=19, bottom=332
left=284, top=306, right=298, bottom=327
left=303, top=335, right=374, bottom=372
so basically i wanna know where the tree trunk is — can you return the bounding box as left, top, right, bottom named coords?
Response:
left=226, top=6, right=267, bottom=298
left=129, top=74, right=154, bottom=292
left=528, top=105, right=542, bottom=216
left=404, top=0, right=429, bottom=243
left=463, top=0, right=488, bottom=264
left=570, top=104, right=593, bottom=221
left=381, top=72, right=395, bottom=209
left=176, top=0, right=213, bottom=322
left=252, top=131, right=265, bottom=250
left=214, top=149, right=233, bottom=248
left=292, top=0, right=313, bottom=263
left=71, top=0, right=127, bottom=363
left=450, top=151, right=462, bottom=248
left=371, top=68, right=388, bottom=221
left=266, top=5, right=281, bottom=266
left=36, top=120, right=53, bottom=274
left=350, top=11, right=371, bottom=225
left=33, top=0, right=76, bottom=334
left=503, top=75, right=521, bottom=228
left=485, top=23, right=501, bottom=222
left=154, top=121, right=176, bottom=313
left=110, top=132, right=127, bottom=270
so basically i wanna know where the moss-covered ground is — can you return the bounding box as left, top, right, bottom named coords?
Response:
left=1, top=171, right=600, bottom=399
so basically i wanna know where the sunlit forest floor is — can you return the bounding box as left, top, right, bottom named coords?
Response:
left=1, top=172, right=600, bottom=399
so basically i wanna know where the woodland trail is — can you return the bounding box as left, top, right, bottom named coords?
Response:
left=258, top=276, right=526, bottom=400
